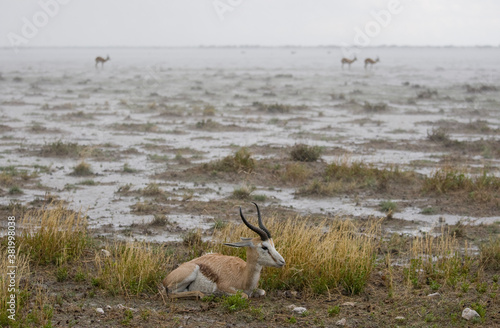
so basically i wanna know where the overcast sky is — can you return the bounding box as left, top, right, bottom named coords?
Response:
left=1, top=0, right=499, bottom=48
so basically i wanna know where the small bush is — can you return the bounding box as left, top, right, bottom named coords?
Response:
left=427, top=127, right=451, bottom=143
left=71, top=161, right=93, bottom=176
left=208, top=148, right=255, bottom=173
left=149, top=214, right=170, bottom=226
left=380, top=200, right=397, bottom=213
left=232, top=185, right=256, bottom=200
left=56, top=266, right=69, bottom=282
left=290, top=144, right=322, bottom=162
left=8, top=186, right=23, bottom=195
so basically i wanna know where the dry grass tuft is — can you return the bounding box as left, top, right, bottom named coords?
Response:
left=71, top=161, right=93, bottom=176
left=20, top=203, right=88, bottom=265
left=205, top=148, right=255, bottom=173
left=289, top=144, right=322, bottom=162
left=94, top=242, right=170, bottom=296
left=212, top=215, right=380, bottom=295
left=281, top=163, right=312, bottom=184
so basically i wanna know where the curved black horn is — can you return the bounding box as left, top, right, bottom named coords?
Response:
left=252, top=202, right=271, bottom=239
left=239, top=206, right=268, bottom=241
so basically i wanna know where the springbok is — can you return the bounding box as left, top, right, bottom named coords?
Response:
left=163, top=203, right=285, bottom=299
left=341, top=56, right=357, bottom=70
left=364, top=57, right=380, bottom=69
left=95, top=55, right=110, bottom=69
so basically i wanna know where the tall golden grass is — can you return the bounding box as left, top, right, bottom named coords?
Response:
left=94, top=242, right=170, bottom=296
left=20, top=203, right=88, bottom=264
left=212, top=215, right=380, bottom=295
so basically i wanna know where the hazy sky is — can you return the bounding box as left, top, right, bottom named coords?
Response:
left=1, top=0, right=499, bottom=48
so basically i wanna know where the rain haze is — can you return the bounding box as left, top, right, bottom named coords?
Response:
left=1, top=0, right=500, bottom=47
left=1, top=2, right=500, bottom=327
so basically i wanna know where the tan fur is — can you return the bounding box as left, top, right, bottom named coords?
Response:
left=95, top=55, right=110, bottom=68
left=341, top=57, right=357, bottom=69
left=364, top=57, right=379, bottom=69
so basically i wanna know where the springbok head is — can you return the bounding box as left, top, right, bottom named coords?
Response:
left=224, top=202, right=285, bottom=268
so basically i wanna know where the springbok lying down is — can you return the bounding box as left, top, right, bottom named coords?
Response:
left=163, top=203, right=285, bottom=299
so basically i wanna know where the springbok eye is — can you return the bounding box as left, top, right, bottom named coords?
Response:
left=261, top=246, right=268, bottom=251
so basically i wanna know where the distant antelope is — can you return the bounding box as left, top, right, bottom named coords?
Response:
left=341, top=56, right=357, bottom=70
left=95, top=55, right=110, bottom=69
left=164, top=203, right=285, bottom=299
left=364, top=57, right=380, bottom=69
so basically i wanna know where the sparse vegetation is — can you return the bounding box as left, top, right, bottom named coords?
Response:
left=231, top=185, right=256, bottom=200
left=363, top=101, right=388, bottom=112
left=290, top=144, right=322, bottom=162
left=380, top=200, right=397, bottom=213
left=204, top=147, right=255, bottom=173
left=71, top=161, right=93, bottom=176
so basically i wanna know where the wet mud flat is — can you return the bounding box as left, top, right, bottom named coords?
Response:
left=0, top=47, right=499, bottom=240
left=0, top=47, right=499, bottom=327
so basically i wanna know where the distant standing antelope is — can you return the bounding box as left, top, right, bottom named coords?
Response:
left=164, top=203, right=285, bottom=299
left=341, top=56, right=357, bottom=70
left=95, top=55, right=110, bottom=69
left=364, top=57, right=380, bottom=69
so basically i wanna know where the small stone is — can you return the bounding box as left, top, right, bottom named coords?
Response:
left=116, top=304, right=138, bottom=312
left=292, top=306, right=307, bottom=314
left=462, top=308, right=480, bottom=321
left=395, top=316, right=405, bottom=321
left=96, top=308, right=104, bottom=314
left=106, top=305, right=112, bottom=309
left=427, top=292, right=440, bottom=298
left=336, top=318, right=346, bottom=326
left=341, top=302, right=356, bottom=307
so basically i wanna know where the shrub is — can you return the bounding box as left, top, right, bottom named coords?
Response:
left=380, top=200, right=397, bottom=213
left=290, top=144, right=322, bottom=162
left=71, top=161, right=93, bottom=176
left=208, top=148, right=255, bottom=173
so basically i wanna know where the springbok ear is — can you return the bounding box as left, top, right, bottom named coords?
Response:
left=224, top=240, right=254, bottom=248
